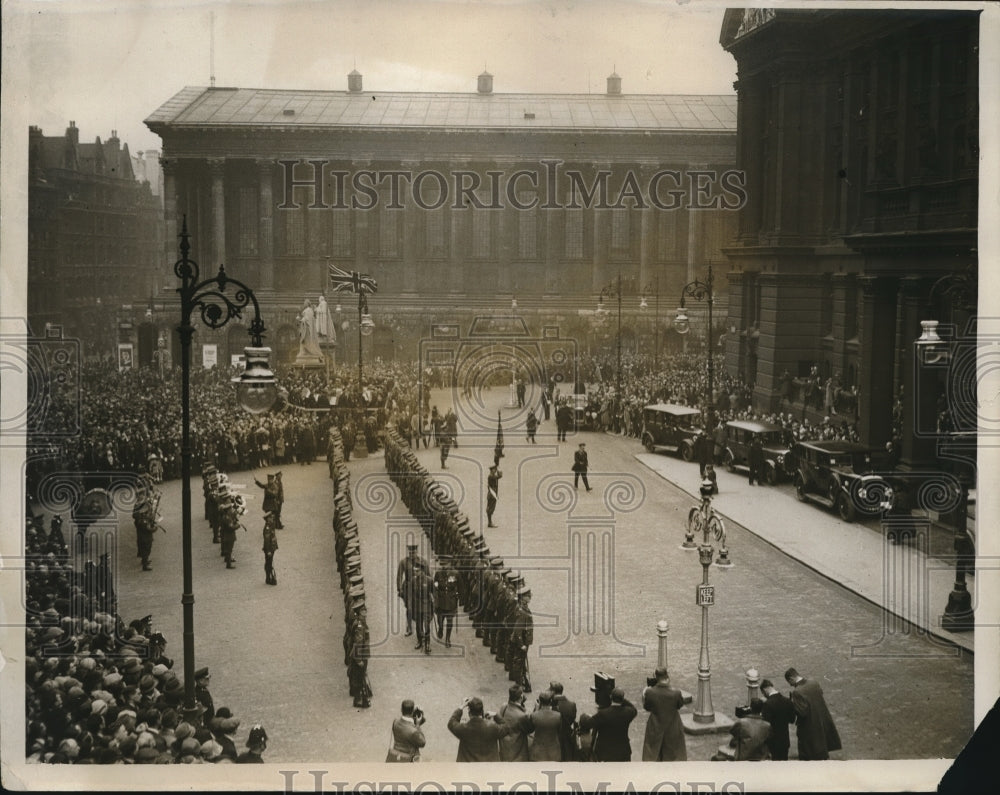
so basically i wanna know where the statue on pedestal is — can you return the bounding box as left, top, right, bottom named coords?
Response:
left=295, top=298, right=324, bottom=365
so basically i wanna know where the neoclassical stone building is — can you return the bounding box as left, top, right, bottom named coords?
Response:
left=145, top=71, right=737, bottom=367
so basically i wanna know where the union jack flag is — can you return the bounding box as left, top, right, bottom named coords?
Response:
left=328, top=262, right=378, bottom=295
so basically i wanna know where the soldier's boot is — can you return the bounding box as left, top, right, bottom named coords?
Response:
left=226, top=557, right=235, bottom=569
left=436, top=617, right=443, bottom=639
left=141, top=558, right=151, bottom=572
left=424, top=639, right=431, bottom=655
left=445, top=627, right=452, bottom=648
left=414, top=634, right=424, bottom=650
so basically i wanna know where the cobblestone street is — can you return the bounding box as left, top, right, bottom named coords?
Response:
left=107, top=387, right=974, bottom=766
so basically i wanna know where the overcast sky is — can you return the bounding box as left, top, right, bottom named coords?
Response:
left=10, top=0, right=738, bottom=155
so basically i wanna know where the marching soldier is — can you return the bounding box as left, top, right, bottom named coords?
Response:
left=508, top=587, right=533, bottom=693
left=262, top=511, right=278, bottom=585
left=411, top=563, right=435, bottom=654
left=486, top=465, right=502, bottom=528
left=219, top=495, right=241, bottom=569
left=347, top=598, right=372, bottom=708
left=396, top=543, right=428, bottom=637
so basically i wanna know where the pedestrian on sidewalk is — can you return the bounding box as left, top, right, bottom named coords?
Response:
left=261, top=511, right=278, bottom=586
left=784, top=667, right=842, bottom=760
left=385, top=700, right=426, bottom=762
left=487, top=465, right=502, bottom=527
left=572, top=443, right=592, bottom=491
left=526, top=409, right=538, bottom=443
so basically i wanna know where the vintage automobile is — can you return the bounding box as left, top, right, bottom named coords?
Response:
left=721, top=420, right=794, bottom=484
left=641, top=404, right=703, bottom=459
left=790, top=440, right=898, bottom=522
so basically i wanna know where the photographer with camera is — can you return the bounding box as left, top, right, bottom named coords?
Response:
left=447, top=696, right=512, bottom=762
left=641, top=667, right=687, bottom=761
left=386, top=699, right=426, bottom=763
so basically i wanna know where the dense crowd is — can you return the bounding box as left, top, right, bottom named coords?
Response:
left=23, top=512, right=267, bottom=763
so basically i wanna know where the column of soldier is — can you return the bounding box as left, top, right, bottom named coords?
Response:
left=200, top=463, right=249, bottom=570
left=328, top=427, right=373, bottom=709
left=383, top=427, right=533, bottom=692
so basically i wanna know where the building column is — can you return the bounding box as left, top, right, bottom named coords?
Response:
left=638, top=164, right=654, bottom=289
left=257, top=159, right=274, bottom=290
left=208, top=157, right=227, bottom=268
left=160, top=157, right=179, bottom=287
left=401, top=160, right=419, bottom=294
left=591, top=162, right=610, bottom=292
left=857, top=275, right=898, bottom=447
left=352, top=159, right=370, bottom=276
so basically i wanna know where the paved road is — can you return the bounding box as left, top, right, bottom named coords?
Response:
left=108, top=387, right=972, bottom=764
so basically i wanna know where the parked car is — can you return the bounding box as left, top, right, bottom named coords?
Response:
left=790, top=440, right=898, bottom=522
left=721, top=420, right=793, bottom=484
left=641, top=404, right=702, bottom=459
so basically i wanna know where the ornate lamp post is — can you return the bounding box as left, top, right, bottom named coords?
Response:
left=174, top=216, right=276, bottom=717
left=674, top=261, right=716, bottom=434
left=680, top=478, right=734, bottom=734
left=640, top=276, right=660, bottom=371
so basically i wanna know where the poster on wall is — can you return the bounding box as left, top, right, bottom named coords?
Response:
left=116, top=343, right=133, bottom=372
left=231, top=353, right=246, bottom=370
left=202, top=343, right=218, bottom=369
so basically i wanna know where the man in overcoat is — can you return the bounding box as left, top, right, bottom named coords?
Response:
left=386, top=700, right=426, bottom=762
left=760, top=678, right=796, bottom=760
left=641, top=667, right=687, bottom=761
left=447, top=697, right=512, bottom=762
left=527, top=691, right=563, bottom=761
left=579, top=687, right=637, bottom=761
left=785, top=667, right=842, bottom=760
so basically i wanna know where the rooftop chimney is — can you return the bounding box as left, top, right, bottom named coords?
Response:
left=348, top=69, right=363, bottom=93
left=477, top=70, right=493, bottom=95
left=606, top=71, right=622, bottom=96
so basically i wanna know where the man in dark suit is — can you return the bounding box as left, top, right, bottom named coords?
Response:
left=760, top=678, right=796, bottom=760
left=527, top=691, right=563, bottom=761
left=447, top=697, right=512, bottom=762
left=579, top=687, right=637, bottom=761
left=386, top=700, right=426, bottom=762
left=641, top=667, right=687, bottom=761
left=549, top=681, right=578, bottom=762
left=572, top=443, right=592, bottom=491
left=785, top=667, right=842, bottom=760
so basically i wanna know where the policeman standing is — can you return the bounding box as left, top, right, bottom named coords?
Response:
left=748, top=436, right=764, bottom=486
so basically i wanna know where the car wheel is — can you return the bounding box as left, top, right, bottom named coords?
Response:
left=837, top=494, right=856, bottom=523
left=765, top=464, right=778, bottom=486
left=681, top=444, right=693, bottom=462
left=794, top=473, right=807, bottom=501
left=643, top=434, right=655, bottom=453
left=724, top=450, right=736, bottom=473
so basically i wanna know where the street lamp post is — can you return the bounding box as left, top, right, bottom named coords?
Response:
left=599, top=272, right=624, bottom=426
left=674, top=261, right=716, bottom=434
left=174, top=216, right=276, bottom=718
left=640, top=276, right=660, bottom=372
left=329, top=265, right=377, bottom=400
left=506, top=297, right=519, bottom=409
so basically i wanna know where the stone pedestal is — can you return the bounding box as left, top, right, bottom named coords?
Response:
left=680, top=710, right=735, bottom=735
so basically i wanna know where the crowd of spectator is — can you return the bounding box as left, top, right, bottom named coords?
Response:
left=24, top=512, right=265, bottom=763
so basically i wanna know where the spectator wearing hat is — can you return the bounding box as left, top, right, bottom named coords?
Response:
left=579, top=687, right=637, bottom=762
left=784, top=667, right=842, bottom=760
left=641, top=667, right=687, bottom=761
left=262, top=511, right=278, bottom=585
left=210, top=707, right=241, bottom=761
left=572, top=444, right=592, bottom=491
left=527, top=691, right=563, bottom=761
left=759, top=678, right=796, bottom=760
left=433, top=556, right=459, bottom=648
left=497, top=685, right=531, bottom=762
left=447, top=697, right=512, bottom=762
left=486, top=465, right=502, bottom=528
left=386, top=700, right=426, bottom=762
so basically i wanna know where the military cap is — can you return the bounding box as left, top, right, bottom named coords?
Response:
left=406, top=543, right=419, bottom=551
left=194, top=667, right=210, bottom=680
left=489, top=556, right=504, bottom=569
left=517, top=586, right=531, bottom=599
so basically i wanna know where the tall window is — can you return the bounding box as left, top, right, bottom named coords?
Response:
left=611, top=209, right=630, bottom=256
left=518, top=197, right=537, bottom=258
left=379, top=205, right=398, bottom=257
left=330, top=211, right=352, bottom=257
left=237, top=187, right=258, bottom=255
left=282, top=207, right=304, bottom=255
left=472, top=206, right=491, bottom=258
left=564, top=208, right=583, bottom=259
left=844, top=275, right=859, bottom=340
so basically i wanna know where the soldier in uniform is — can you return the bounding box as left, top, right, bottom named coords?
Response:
left=411, top=563, right=435, bottom=654
left=440, top=432, right=451, bottom=469
left=347, top=599, right=372, bottom=708
left=132, top=484, right=160, bottom=572
left=219, top=496, right=241, bottom=569
left=508, top=587, right=533, bottom=693
left=262, top=511, right=278, bottom=585
left=486, top=465, right=502, bottom=528
left=194, top=667, right=215, bottom=723
left=274, top=471, right=285, bottom=528
left=396, top=543, right=428, bottom=637
left=253, top=474, right=280, bottom=521
left=434, top=555, right=460, bottom=648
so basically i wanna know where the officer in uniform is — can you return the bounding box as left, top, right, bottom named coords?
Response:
left=219, top=493, right=241, bottom=569
left=434, top=555, right=460, bottom=648
left=274, top=472, right=285, bottom=528
left=411, top=563, right=435, bottom=654
left=486, top=465, right=502, bottom=528
left=346, top=597, right=372, bottom=708
left=262, top=511, right=278, bottom=585
left=508, top=587, right=533, bottom=692
left=396, top=543, right=428, bottom=637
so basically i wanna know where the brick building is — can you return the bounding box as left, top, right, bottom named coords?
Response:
left=719, top=8, right=978, bottom=466
left=144, top=72, right=737, bottom=368
left=28, top=122, right=164, bottom=362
